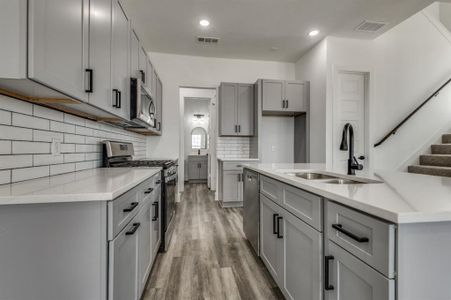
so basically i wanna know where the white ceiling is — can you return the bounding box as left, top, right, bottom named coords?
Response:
left=121, top=0, right=440, bottom=62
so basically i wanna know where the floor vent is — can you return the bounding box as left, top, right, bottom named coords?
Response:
left=355, top=21, right=387, bottom=33
left=197, top=36, right=220, bottom=44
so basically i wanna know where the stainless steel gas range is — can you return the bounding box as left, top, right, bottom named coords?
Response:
left=103, top=140, right=177, bottom=252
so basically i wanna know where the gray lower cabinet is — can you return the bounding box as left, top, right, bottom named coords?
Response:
left=137, top=200, right=152, bottom=296
left=188, top=156, right=208, bottom=181
left=325, top=241, right=395, bottom=300
left=260, top=195, right=322, bottom=300
left=151, top=184, right=162, bottom=259
left=109, top=218, right=140, bottom=300
left=219, top=82, right=255, bottom=136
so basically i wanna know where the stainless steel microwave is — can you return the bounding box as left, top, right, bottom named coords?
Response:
left=130, top=78, right=156, bottom=129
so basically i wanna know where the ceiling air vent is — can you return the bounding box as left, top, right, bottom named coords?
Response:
left=355, top=21, right=387, bottom=33
left=197, top=36, right=220, bottom=44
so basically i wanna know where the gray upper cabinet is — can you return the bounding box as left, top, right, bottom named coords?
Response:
left=262, top=79, right=307, bottom=115
left=155, top=74, right=163, bottom=132
left=325, top=241, right=395, bottom=300
left=88, top=0, right=113, bottom=114
left=111, top=0, right=130, bottom=120
left=138, top=46, right=148, bottom=86
left=130, top=30, right=140, bottom=79
left=28, top=0, right=89, bottom=102
left=219, top=82, right=255, bottom=136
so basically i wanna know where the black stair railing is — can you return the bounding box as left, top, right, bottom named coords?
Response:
left=374, top=77, right=451, bottom=147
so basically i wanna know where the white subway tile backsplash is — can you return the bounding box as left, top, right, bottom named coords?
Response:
left=0, top=125, right=32, bottom=140
left=33, top=154, right=64, bottom=166
left=216, top=137, right=251, bottom=159
left=60, top=143, right=76, bottom=153
left=0, top=110, right=11, bottom=125
left=64, top=113, right=86, bottom=126
left=33, top=105, right=64, bottom=122
left=12, top=113, right=50, bottom=130
left=50, top=121, right=75, bottom=133
left=50, top=163, right=76, bottom=176
left=0, top=95, right=147, bottom=184
left=12, top=166, right=49, bottom=182
left=0, top=170, right=11, bottom=184
left=0, top=95, right=33, bottom=115
left=64, top=133, right=85, bottom=144
left=0, top=141, right=11, bottom=154
left=12, top=141, right=50, bottom=154
left=33, top=130, right=64, bottom=142
left=0, top=155, right=32, bottom=169
left=75, top=161, right=94, bottom=171
left=64, top=153, right=86, bottom=163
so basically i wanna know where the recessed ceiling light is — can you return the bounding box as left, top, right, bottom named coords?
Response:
left=309, top=30, right=320, bottom=37
left=199, top=19, right=210, bottom=27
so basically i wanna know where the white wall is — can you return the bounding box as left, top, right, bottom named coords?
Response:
left=296, top=3, right=451, bottom=171
left=295, top=40, right=328, bottom=163
left=260, top=116, right=295, bottom=163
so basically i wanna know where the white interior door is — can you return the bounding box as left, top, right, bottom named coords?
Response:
left=333, top=71, right=367, bottom=172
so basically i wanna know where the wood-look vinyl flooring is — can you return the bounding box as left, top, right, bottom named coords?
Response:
left=142, top=183, right=284, bottom=300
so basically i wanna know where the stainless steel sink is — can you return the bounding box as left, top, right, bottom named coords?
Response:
left=322, top=178, right=362, bottom=184
left=295, top=172, right=336, bottom=180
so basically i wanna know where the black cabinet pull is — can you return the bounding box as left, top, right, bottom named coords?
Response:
left=140, top=70, right=146, bottom=83
left=123, top=202, right=138, bottom=212
left=152, top=201, right=159, bottom=221
left=157, top=122, right=161, bottom=131
left=125, top=223, right=140, bottom=235
left=272, top=213, right=279, bottom=234
left=144, top=187, right=154, bottom=194
left=112, top=89, right=119, bottom=108
left=325, top=255, right=334, bottom=291
left=276, top=216, right=283, bottom=239
left=332, top=224, right=369, bottom=243
left=286, top=100, right=289, bottom=108
left=238, top=125, right=241, bottom=133
left=85, top=69, right=93, bottom=93
left=118, top=90, right=122, bottom=108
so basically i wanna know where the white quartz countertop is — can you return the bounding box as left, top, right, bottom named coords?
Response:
left=217, top=158, right=260, bottom=162
left=0, top=168, right=161, bottom=205
left=244, top=163, right=451, bottom=224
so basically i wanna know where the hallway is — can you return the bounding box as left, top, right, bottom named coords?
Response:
left=142, top=184, right=284, bottom=300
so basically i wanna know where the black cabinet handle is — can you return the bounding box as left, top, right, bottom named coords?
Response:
left=125, top=222, right=140, bottom=235
left=152, top=201, right=159, bottom=221
left=118, top=90, right=122, bottom=108
left=332, top=224, right=369, bottom=243
left=272, top=213, right=279, bottom=234
left=325, top=255, right=334, bottom=291
left=113, top=89, right=119, bottom=108
left=286, top=99, right=289, bottom=108
left=157, top=122, right=161, bottom=131
left=238, top=125, right=241, bottom=133
left=144, top=187, right=154, bottom=194
left=140, top=70, right=146, bottom=83
left=85, top=69, right=93, bottom=93
left=123, top=202, right=138, bottom=212
left=276, top=216, right=283, bottom=239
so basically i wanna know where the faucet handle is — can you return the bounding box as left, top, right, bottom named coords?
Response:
left=358, top=155, right=365, bottom=160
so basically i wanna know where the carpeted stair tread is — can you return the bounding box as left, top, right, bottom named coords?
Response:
left=408, top=165, right=451, bottom=178
left=420, top=154, right=451, bottom=167
left=431, top=144, right=451, bottom=154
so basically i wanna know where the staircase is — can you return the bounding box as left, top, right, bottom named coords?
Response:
left=408, top=134, right=451, bottom=177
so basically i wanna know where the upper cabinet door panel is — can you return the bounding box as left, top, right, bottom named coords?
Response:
left=88, top=0, right=112, bottom=112
left=285, top=81, right=305, bottom=112
left=138, top=47, right=148, bottom=86
left=146, top=59, right=154, bottom=94
left=111, top=0, right=130, bottom=119
left=28, top=0, right=88, bottom=101
left=219, top=83, right=238, bottom=136
left=262, top=80, right=284, bottom=111
left=156, top=75, right=162, bottom=132
left=130, top=31, right=140, bottom=79
left=237, top=84, right=254, bottom=136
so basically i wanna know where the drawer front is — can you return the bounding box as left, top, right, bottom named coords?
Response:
left=325, top=240, right=395, bottom=300
left=326, top=201, right=396, bottom=278
left=223, top=162, right=244, bottom=171
left=283, top=184, right=322, bottom=231
left=109, top=177, right=155, bottom=240
left=260, top=175, right=283, bottom=204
